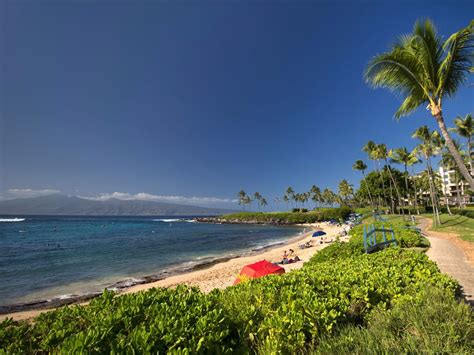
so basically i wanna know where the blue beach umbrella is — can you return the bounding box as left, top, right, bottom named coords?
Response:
left=312, top=231, right=326, bottom=237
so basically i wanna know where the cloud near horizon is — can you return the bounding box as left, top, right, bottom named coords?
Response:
left=80, top=192, right=238, bottom=206
left=5, top=188, right=61, bottom=199
left=3, top=188, right=238, bottom=207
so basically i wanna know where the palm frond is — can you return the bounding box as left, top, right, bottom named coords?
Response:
left=365, top=47, right=430, bottom=118
left=438, top=23, right=474, bottom=98
left=411, top=19, right=442, bottom=93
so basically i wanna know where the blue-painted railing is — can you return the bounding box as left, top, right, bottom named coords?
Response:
left=363, top=224, right=397, bottom=253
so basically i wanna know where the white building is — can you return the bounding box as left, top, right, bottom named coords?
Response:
left=438, top=166, right=471, bottom=205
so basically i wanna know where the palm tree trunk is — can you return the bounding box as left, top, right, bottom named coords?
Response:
left=403, top=166, right=411, bottom=217
left=362, top=171, right=375, bottom=209
left=427, top=158, right=441, bottom=226
left=456, top=176, right=462, bottom=209
left=378, top=161, right=388, bottom=209
left=385, top=160, right=404, bottom=216
left=411, top=167, right=420, bottom=215
left=442, top=179, right=452, bottom=215
left=435, top=114, right=474, bottom=190
left=469, top=137, right=472, bottom=173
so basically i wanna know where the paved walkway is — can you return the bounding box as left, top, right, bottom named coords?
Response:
left=417, top=218, right=474, bottom=305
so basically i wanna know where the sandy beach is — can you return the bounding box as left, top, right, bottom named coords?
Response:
left=0, top=222, right=346, bottom=322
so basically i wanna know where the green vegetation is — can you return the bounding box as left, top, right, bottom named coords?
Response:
left=315, top=286, right=473, bottom=354
left=219, top=207, right=353, bottom=224
left=2, top=226, right=471, bottom=353
left=430, top=214, right=474, bottom=243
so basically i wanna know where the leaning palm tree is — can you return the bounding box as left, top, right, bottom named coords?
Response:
left=412, top=126, right=443, bottom=226
left=365, top=19, right=474, bottom=189
left=450, top=113, right=474, bottom=171
left=352, top=160, right=374, bottom=208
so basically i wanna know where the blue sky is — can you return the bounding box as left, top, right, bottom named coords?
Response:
left=1, top=0, right=473, bottom=209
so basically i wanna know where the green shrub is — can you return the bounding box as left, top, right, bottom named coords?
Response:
left=451, top=208, right=474, bottom=219
left=314, top=286, right=473, bottom=354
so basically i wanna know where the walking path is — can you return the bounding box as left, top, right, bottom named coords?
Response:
left=417, top=218, right=474, bottom=305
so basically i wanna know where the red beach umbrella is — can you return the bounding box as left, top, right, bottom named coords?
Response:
left=233, top=260, right=285, bottom=285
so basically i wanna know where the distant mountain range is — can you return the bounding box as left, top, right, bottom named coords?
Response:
left=0, top=194, right=236, bottom=216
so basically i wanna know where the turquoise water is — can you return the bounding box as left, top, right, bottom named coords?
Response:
left=0, top=216, right=302, bottom=310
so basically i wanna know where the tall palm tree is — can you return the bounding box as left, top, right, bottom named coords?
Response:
left=286, top=187, right=295, bottom=208
left=338, top=179, right=354, bottom=206
left=390, top=147, right=420, bottom=216
left=413, top=126, right=443, bottom=225
left=408, top=149, right=422, bottom=215
left=310, top=185, right=321, bottom=209
left=282, top=195, right=290, bottom=210
left=322, top=188, right=333, bottom=207
left=450, top=113, right=474, bottom=171
left=365, top=19, right=474, bottom=189
left=253, top=192, right=262, bottom=211
left=238, top=190, right=247, bottom=211
left=352, top=160, right=374, bottom=208
left=378, top=144, right=404, bottom=214
left=261, top=198, right=268, bottom=211
left=363, top=140, right=386, bottom=207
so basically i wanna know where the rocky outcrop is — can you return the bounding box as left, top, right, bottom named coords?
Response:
left=194, top=217, right=296, bottom=225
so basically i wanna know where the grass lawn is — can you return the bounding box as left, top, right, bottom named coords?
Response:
left=424, top=214, right=474, bottom=244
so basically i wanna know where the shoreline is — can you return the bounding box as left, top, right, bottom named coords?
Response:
left=0, top=222, right=346, bottom=321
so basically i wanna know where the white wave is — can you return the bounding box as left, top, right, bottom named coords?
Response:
left=153, top=218, right=182, bottom=222
left=252, top=241, right=285, bottom=252
left=0, top=218, right=26, bottom=222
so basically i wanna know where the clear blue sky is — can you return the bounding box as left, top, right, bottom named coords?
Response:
left=1, top=0, right=473, bottom=209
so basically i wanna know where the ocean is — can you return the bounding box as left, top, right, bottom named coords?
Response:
left=0, top=216, right=303, bottom=312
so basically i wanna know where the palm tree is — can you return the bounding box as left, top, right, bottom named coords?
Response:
left=412, top=126, right=443, bottom=225
left=378, top=144, right=404, bottom=214
left=254, top=192, right=262, bottom=210
left=310, top=185, right=321, bottom=209
left=365, top=19, right=474, bottom=189
left=408, top=149, right=422, bottom=215
left=282, top=195, right=290, bottom=210
left=238, top=190, right=247, bottom=211
left=322, top=188, right=333, bottom=207
left=286, top=187, right=295, bottom=208
left=338, top=179, right=354, bottom=205
left=390, top=147, right=420, bottom=216
left=363, top=140, right=385, bottom=207
left=261, top=198, right=268, bottom=210
left=352, top=160, right=374, bottom=208
left=450, top=113, right=474, bottom=171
